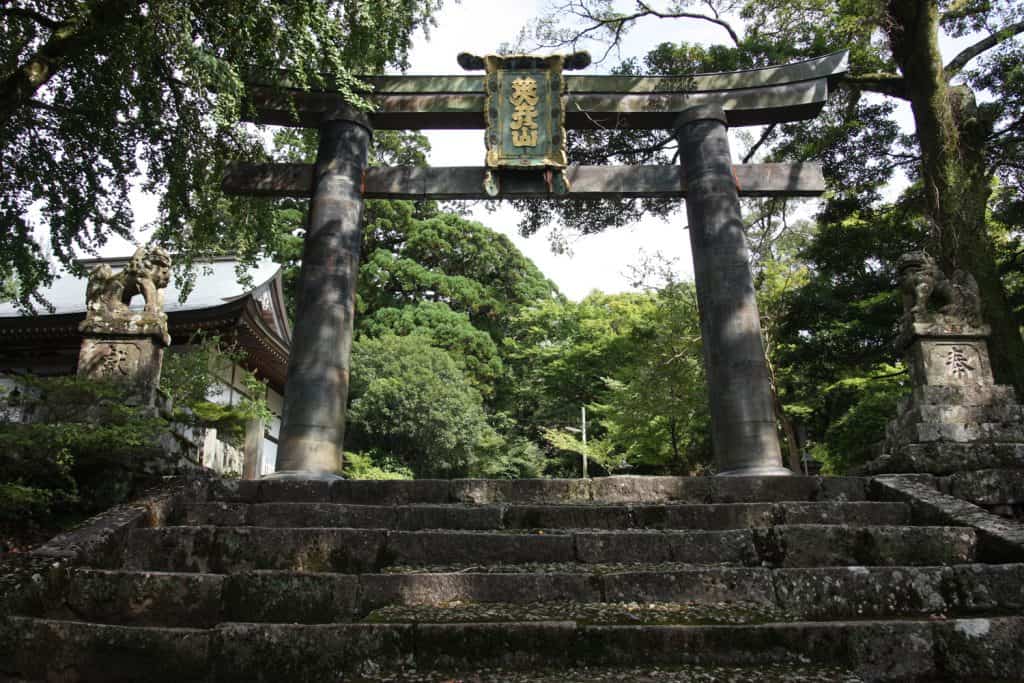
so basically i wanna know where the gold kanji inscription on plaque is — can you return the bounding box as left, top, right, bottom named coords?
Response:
left=509, top=76, right=539, bottom=147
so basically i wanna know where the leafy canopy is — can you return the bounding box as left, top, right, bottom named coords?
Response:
left=0, top=0, right=441, bottom=306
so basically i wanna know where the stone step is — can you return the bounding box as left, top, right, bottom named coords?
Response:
left=208, top=475, right=869, bottom=506
left=7, top=615, right=1024, bottom=682
left=29, top=564, right=1024, bottom=628
left=121, top=525, right=977, bottom=573
left=179, top=500, right=910, bottom=530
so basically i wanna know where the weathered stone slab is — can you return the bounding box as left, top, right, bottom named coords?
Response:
left=359, top=573, right=600, bottom=610
left=633, top=503, right=775, bottom=530
left=816, top=477, right=869, bottom=501
left=223, top=571, right=360, bottom=623
left=205, top=478, right=260, bottom=503
left=934, top=617, right=1024, bottom=680
left=944, top=469, right=1024, bottom=506
left=215, top=527, right=385, bottom=573
left=246, top=502, right=396, bottom=528
left=11, top=617, right=211, bottom=682
left=576, top=530, right=756, bottom=565
left=63, top=570, right=225, bottom=627
left=125, top=527, right=385, bottom=573
left=257, top=478, right=332, bottom=503
left=123, top=526, right=218, bottom=573
left=897, top=421, right=1024, bottom=444
left=950, top=564, right=1024, bottom=612
left=504, top=504, right=633, bottom=529
left=759, top=525, right=976, bottom=567
left=776, top=502, right=909, bottom=526
left=414, top=622, right=576, bottom=669
left=865, top=442, right=1024, bottom=475
left=214, top=622, right=413, bottom=680
left=603, top=568, right=774, bottom=605
left=773, top=566, right=952, bottom=619
left=710, top=477, right=819, bottom=503
left=906, top=384, right=1017, bottom=406
left=590, top=476, right=702, bottom=503
left=575, top=531, right=673, bottom=564
left=900, top=403, right=1024, bottom=425
left=332, top=479, right=450, bottom=505
left=181, top=502, right=248, bottom=526
left=450, top=479, right=589, bottom=504
left=872, top=475, right=1024, bottom=562
left=385, top=531, right=575, bottom=565
left=394, top=504, right=504, bottom=530
left=575, top=621, right=936, bottom=677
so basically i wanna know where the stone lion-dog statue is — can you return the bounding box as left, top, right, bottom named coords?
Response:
left=81, top=245, right=172, bottom=344
left=898, top=251, right=981, bottom=326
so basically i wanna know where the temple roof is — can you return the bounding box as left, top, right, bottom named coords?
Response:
left=0, top=256, right=292, bottom=392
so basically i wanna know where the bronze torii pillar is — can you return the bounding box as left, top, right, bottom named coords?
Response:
left=271, top=107, right=371, bottom=478
left=675, top=105, right=789, bottom=476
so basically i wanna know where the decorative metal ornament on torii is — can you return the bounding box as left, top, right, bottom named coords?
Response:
left=224, top=50, right=850, bottom=479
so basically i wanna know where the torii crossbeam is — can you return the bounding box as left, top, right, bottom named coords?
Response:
left=225, top=51, right=849, bottom=479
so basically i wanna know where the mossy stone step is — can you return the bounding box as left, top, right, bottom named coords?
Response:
left=178, top=500, right=910, bottom=530
left=341, top=663, right=869, bottom=682
left=208, top=476, right=869, bottom=506
left=8, top=616, right=1024, bottom=682
left=28, top=564, right=1023, bottom=628
left=121, top=525, right=977, bottom=573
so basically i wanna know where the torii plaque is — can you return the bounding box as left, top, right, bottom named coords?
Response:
left=227, top=50, right=850, bottom=479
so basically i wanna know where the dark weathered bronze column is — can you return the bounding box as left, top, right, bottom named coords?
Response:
left=674, top=105, right=789, bottom=476
left=273, top=108, right=371, bottom=478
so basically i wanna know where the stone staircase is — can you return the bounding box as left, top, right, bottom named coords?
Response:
left=4, top=476, right=1024, bottom=682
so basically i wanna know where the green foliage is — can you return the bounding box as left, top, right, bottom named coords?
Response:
left=0, top=376, right=173, bottom=527
left=346, top=334, right=505, bottom=478
left=1, top=0, right=442, bottom=306
left=504, top=282, right=711, bottom=477
left=815, top=370, right=908, bottom=474
left=343, top=451, right=414, bottom=480
left=0, top=483, right=57, bottom=524
left=161, top=333, right=273, bottom=443
left=359, top=207, right=558, bottom=340
left=360, top=301, right=504, bottom=396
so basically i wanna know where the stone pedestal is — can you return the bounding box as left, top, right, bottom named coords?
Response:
left=78, top=315, right=169, bottom=407
left=866, top=320, right=1024, bottom=475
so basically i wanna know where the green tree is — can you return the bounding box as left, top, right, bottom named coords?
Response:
left=346, top=334, right=537, bottom=478
left=593, top=281, right=711, bottom=474
left=1, top=0, right=441, bottom=305
left=526, top=0, right=1024, bottom=392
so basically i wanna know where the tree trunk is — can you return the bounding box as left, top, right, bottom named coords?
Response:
left=887, top=0, right=1024, bottom=394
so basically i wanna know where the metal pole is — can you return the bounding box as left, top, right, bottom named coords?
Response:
left=581, top=405, right=588, bottom=479
left=272, top=107, right=372, bottom=479
left=674, top=105, right=789, bottom=476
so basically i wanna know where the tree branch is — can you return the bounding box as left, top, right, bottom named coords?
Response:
left=0, top=0, right=137, bottom=127
left=635, top=1, right=741, bottom=47
left=840, top=73, right=909, bottom=100
left=944, top=20, right=1024, bottom=79
left=742, top=124, right=776, bottom=164
left=1, top=6, right=60, bottom=30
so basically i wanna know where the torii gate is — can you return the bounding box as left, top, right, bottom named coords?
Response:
left=224, top=50, right=849, bottom=479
